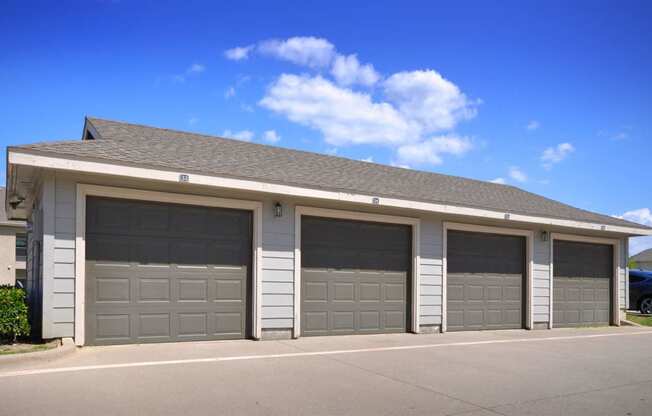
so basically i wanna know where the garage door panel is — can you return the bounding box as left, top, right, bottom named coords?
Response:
left=178, top=313, right=208, bottom=337
left=138, top=313, right=170, bottom=339
left=553, top=241, right=612, bottom=328
left=214, top=312, right=243, bottom=335
left=96, top=314, right=130, bottom=341
left=178, top=279, right=208, bottom=302
left=447, top=230, right=525, bottom=331
left=333, top=311, right=356, bottom=331
left=359, top=283, right=380, bottom=301
left=359, top=311, right=380, bottom=330
left=305, top=312, right=328, bottom=332
left=139, top=278, right=170, bottom=302
left=301, top=216, right=410, bottom=336
left=333, top=282, right=355, bottom=301
left=85, top=197, right=251, bottom=345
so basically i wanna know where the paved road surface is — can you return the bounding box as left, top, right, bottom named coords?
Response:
left=1, top=327, right=651, bottom=415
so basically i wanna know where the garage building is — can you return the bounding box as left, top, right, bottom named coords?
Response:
left=6, top=117, right=650, bottom=345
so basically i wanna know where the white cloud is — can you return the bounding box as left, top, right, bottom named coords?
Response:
left=490, top=177, right=506, bottom=184
left=541, top=142, right=574, bottom=169
left=616, top=208, right=652, bottom=255
left=612, top=132, right=628, bottom=140
left=360, top=156, right=374, bottom=163
left=263, top=130, right=280, bottom=143
left=526, top=120, right=540, bottom=131
left=259, top=74, right=415, bottom=147
left=509, top=166, right=527, bottom=182
left=259, top=71, right=477, bottom=153
left=231, top=36, right=477, bottom=166
left=258, top=36, right=335, bottom=68
left=188, top=63, right=205, bottom=73
left=390, top=161, right=411, bottom=169
left=619, top=208, right=652, bottom=226
left=224, top=45, right=254, bottom=61
left=396, top=135, right=473, bottom=166
left=598, top=129, right=629, bottom=141
left=331, top=54, right=380, bottom=87
left=222, top=129, right=254, bottom=142
left=224, top=86, right=236, bottom=99
left=188, top=117, right=199, bottom=126
left=383, top=70, right=478, bottom=133
left=167, top=63, right=206, bottom=84
left=240, top=103, right=254, bottom=113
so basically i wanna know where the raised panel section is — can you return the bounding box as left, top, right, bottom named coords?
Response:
left=96, top=278, right=130, bottom=303
left=178, top=313, right=207, bottom=337
left=178, top=279, right=208, bottom=302
left=96, top=314, right=130, bottom=340
left=139, top=279, right=170, bottom=302
left=138, top=314, right=170, bottom=339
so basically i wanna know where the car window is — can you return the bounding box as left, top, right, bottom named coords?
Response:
left=630, top=275, right=644, bottom=283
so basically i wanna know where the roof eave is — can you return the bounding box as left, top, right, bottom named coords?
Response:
left=8, top=148, right=652, bottom=237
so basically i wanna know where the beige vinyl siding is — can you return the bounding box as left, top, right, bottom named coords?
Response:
left=49, top=175, right=76, bottom=337
left=32, top=169, right=632, bottom=340
left=419, top=218, right=443, bottom=326
left=261, top=200, right=295, bottom=329
left=619, top=237, right=627, bottom=310
left=533, top=233, right=551, bottom=324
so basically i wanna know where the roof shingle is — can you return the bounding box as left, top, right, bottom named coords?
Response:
left=11, top=117, right=647, bottom=230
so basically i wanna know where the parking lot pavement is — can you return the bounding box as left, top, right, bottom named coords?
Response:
left=1, top=326, right=651, bottom=415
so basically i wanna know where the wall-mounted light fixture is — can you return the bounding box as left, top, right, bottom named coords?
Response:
left=541, top=230, right=549, bottom=242
left=274, top=202, right=283, bottom=218
left=8, top=194, right=25, bottom=210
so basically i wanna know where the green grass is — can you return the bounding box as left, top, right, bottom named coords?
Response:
left=627, top=313, right=652, bottom=327
left=0, top=342, right=56, bottom=355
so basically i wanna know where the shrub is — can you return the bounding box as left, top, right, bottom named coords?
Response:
left=0, top=285, right=30, bottom=343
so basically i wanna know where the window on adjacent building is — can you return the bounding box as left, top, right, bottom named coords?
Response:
left=15, top=233, right=27, bottom=261
left=15, top=269, right=26, bottom=288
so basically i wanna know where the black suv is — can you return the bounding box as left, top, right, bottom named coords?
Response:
left=629, top=270, right=652, bottom=314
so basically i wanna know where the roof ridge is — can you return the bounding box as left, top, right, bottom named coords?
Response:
left=85, top=116, right=518, bottom=190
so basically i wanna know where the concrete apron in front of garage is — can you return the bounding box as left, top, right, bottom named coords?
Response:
left=3, top=326, right=652, bottom=416
left=3, top=325, right=649, bottom=373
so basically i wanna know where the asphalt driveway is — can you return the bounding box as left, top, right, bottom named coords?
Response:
left=1, top=327, right=651, bottom=415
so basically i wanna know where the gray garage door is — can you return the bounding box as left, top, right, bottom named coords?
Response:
left=447, top=230, right=525, bottom=331
left=85, top=197, right=252, bottom=345
left=301, top=216, right=411, bottom=336
left=553, top=240, right=612, bottom=327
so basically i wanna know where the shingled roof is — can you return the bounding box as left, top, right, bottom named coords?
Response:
left=10, top=117, right=647, bottom=230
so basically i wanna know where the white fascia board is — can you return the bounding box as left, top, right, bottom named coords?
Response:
left=9, top=150, right=652, bottom=236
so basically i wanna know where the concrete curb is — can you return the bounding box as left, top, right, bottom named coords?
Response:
left=0, top=338, right=76, bottom=366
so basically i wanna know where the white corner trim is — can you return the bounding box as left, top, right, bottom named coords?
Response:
left=625, top=238, right=629, bottom=310
left=293, top=206, right=421, bottom=338
left=548, top=236, right=554, bottom=330
left=550, top=233, right=621, bottom=328
left=9, top=150, right=652, bottom=237
left=442, top=222, right=535, bottom=332
left=73, top=184, right=264, bottom=346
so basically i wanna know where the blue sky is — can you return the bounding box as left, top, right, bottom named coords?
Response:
left=1, top=1, right=651, bottom=253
